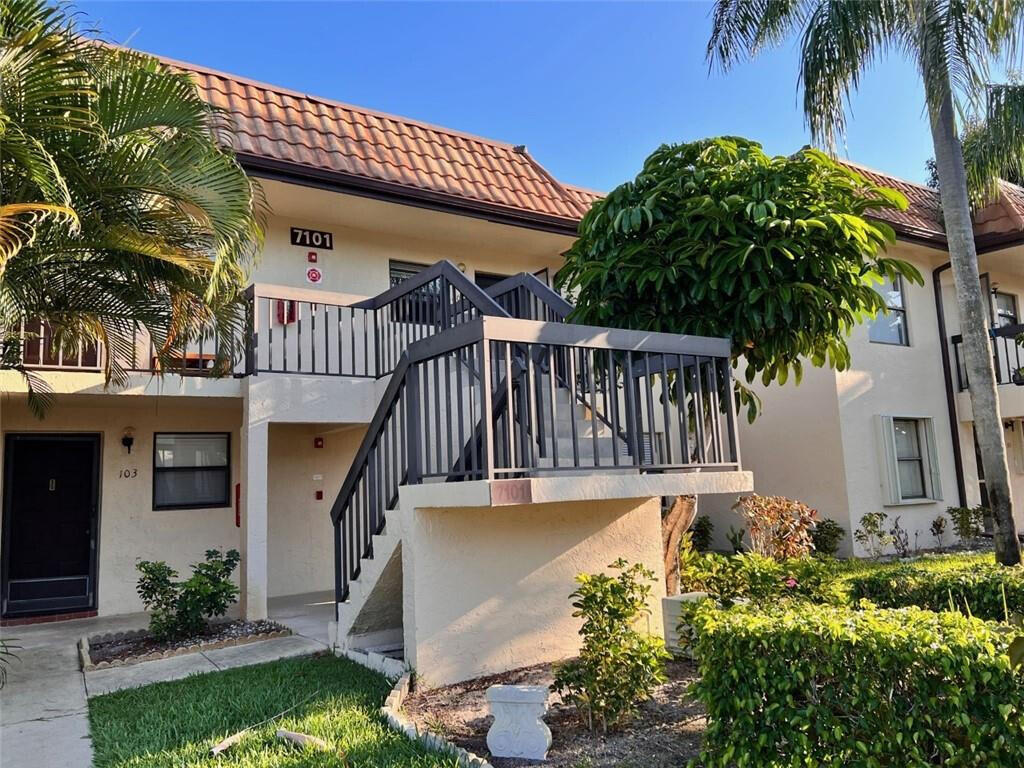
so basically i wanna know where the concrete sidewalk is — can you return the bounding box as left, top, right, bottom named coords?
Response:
left=0, top=592, right=333, bottom=767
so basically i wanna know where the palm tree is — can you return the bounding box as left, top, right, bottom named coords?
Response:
left=1, top=0, right=265, bottom=414
left=708, top=0, right=1023, bottom=565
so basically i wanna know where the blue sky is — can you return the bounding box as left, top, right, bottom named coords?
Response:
left=81, top=1, right=932, bottom=191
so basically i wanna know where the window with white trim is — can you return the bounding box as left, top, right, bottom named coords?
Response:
left=153, top=433, right=230, bottom=510
left=868, top=276, right=909, bottom=345
left=876, top=416, right=942, bottom=504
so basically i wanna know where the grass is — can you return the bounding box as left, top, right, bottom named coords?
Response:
left=88, top=653, right=459, bottom=768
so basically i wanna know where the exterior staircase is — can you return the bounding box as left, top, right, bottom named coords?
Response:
left=324, top=261, right=740, bottom=658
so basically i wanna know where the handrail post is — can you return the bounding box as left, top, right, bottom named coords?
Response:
left=406, top=362, right=422, bottom=485
left=623, top=351, right=640, bottom=466
left=244, top=285, right=257, bottom=376
left=479, top=338, right=495, bottom=479
left=720, top=357, right=740, bottom=466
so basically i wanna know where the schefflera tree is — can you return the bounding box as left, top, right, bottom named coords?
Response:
left=556, top=137, right=920, bottom=573
left=557, top=136, right=920, bottom=421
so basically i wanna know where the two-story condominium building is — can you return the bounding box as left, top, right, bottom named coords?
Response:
left=705, top=164, right=1024, bottom=557
left=0, top=55, right=750, bottom=685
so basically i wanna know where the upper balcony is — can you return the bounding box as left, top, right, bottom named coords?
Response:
left=951, top=323, right=1024, bottom=419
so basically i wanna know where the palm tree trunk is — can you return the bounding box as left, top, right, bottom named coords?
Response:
left=927, top=84, right=1022, bottom=566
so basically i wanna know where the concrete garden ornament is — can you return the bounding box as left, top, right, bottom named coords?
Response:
left=485, top=685, right=551, bottom=760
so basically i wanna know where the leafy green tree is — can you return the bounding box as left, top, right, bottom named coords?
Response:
left=557, top=136, right=920, bottom=421
left=706, top=0, right=1021, bottom=565
left=1, top=0, right=265, bottom=413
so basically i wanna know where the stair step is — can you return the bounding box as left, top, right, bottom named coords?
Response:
left=536, top=454, right=632, bottom=469
left=539, top=436, right=622, bottom=459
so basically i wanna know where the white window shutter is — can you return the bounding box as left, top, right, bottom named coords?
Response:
left=875, top=415, right=901, bottom=505
left=924, top=419, right=942, bottom=501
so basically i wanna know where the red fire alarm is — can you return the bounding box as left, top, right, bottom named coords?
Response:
left=315, top=490, right=324, bottom=501
left=307, top=251, right=318, bottom=263
left=313, top=436, right=324, bottom=449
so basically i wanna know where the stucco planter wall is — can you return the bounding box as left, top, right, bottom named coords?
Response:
left=661, top=591, right=710, bottom=657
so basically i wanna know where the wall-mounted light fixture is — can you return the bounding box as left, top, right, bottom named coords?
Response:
left=122, top=427, right=136, bottom=454
left=457, top=262, right=467, bottom=273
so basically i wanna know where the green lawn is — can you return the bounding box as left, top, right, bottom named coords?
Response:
left=88, top=653, right=458, bottom=768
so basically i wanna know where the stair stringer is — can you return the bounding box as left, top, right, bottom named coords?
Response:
left=332, top=522, right=404, bottom=653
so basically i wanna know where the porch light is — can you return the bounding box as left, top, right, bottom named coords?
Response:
left=121, top=427, right=135, bottom=454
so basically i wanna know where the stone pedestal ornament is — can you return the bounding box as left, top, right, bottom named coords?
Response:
left=485, top=685, right=551, bottom=760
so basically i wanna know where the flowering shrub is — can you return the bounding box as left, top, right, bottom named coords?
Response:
left=732, top=494, right=817, bottom=560
left=691, top=602, right=1024, bottom=767
left=678, top=540, right=844, bottom=604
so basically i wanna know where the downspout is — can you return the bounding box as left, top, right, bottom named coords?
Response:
left=933, top=261, right=968, bottom=507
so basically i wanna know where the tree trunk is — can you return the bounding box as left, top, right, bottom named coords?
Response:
left=927, top=81, right=1022, bottom=566
left=662, top=495, right=697, bottom=594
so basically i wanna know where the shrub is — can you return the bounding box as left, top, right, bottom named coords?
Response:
left=136, top=549, right=241, bottom=640
left=691, top=515, right=714, bottom=552
left=948, top=504, right=987, bottom=546
left=733, top=494, right=817, bottom=560
left=678, top=542, right=844, bottom=604
left=853, top=511, right=891, bottom=558
left=691, top=602, right=1024, bottom=767
left=553, top=559, right=669, bottom=732
left=890, top=515, right=911, bottom=558
left=930, top=515, right=948, bottom=550
left=846, top=558, right=1024, bottom=622
left=726, top=526, right=745, bottom=554
left=810, top=518, right=845, bottom=556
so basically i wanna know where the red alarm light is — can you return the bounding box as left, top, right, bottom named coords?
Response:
left=315, top=490, right=324, bottom=501
left=313, top=436, right=324, bottom=449
left=307, top=251, right=318, bottom=263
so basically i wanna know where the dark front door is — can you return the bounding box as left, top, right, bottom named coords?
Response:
left=2, top=434, right=100, bottom=617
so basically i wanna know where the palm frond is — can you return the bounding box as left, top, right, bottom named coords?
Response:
left=0, top=203, right=78, bottom=270
left=963, top=82, right=1024, bottom=201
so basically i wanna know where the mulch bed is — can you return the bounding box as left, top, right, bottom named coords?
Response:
left=402, top=659, right=705, bottom=767
left=87, top=620, right=290, bottom=666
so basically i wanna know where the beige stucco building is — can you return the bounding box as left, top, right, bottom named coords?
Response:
left=0, top=54, right=750, bottom=684
left=704, top=167, right=1024, bottom=557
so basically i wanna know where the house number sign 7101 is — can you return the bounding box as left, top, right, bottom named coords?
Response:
left=290, top=227, right=333, bottom=250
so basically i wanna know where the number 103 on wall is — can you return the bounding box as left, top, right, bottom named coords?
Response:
left=290, top=227, right=333, bottom=249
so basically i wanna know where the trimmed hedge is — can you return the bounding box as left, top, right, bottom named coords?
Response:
left=691, top=602, right=1024, bottom=767
left=846, top=559, right=1024, bottom=621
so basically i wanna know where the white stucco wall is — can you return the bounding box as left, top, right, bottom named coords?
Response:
left=252, top=181, right=567, bottom=301
left=266, top=423, right=364, bottom=597
left=700, top=362, right=851, bottom=553
left=1, top=395, right=243, bottom=616
left=401, top=496, right=665, bottom=688
left=834, top=242, right=960, bottom=555
left=703, top=241, right=966, bottom=557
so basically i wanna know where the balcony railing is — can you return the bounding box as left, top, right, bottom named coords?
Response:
left=952, top=322, right=1024, bottom=390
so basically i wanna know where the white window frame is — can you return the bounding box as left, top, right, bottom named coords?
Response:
left=875, top=415, right=942, bottom=505
left=868, top=275, right=910, bottom=346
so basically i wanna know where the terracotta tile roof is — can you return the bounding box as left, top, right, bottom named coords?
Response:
left=841, top=161, right=945, bottom=240
left=157, top=56, right=593, bottom=228
left=562, top=184, right=604, bottom=212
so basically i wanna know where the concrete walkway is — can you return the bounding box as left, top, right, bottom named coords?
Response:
left=0, top=592, right=333, bottom=768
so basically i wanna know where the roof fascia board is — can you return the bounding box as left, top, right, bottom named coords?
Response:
left=238, top=155, right=581, bottom=238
